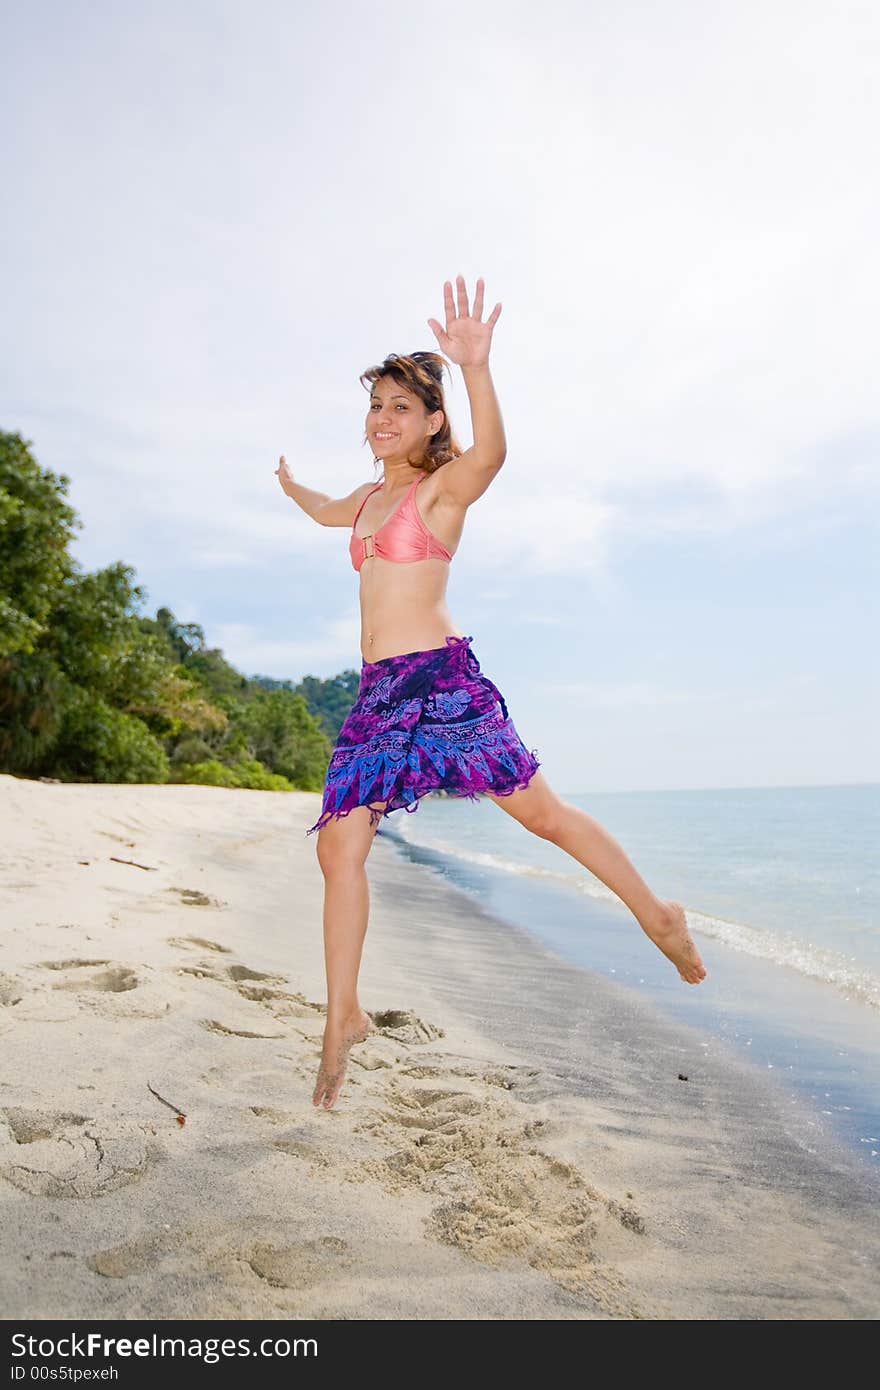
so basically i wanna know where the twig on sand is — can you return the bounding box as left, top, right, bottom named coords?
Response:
left=110, top=856, right=156, bottom=871
left=147, top=1081, right=187, bottom=1126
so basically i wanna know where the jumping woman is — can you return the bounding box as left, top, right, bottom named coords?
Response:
left=275, top=275, right=706, bottom=1111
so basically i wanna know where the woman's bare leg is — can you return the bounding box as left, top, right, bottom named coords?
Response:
left=484, top=771, right=706, bottom=983
left=311, top=803, right=386, bottom=1108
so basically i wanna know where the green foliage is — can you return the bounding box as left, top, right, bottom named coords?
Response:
left=228, top=687, right=330, bottom=789
left=0, top=431, right=79, bottom=657
left=50, top=561, right=151, bottom=695
left=183, top=645, right=250, bottom=700
left=0, top=434, right=348, bottom=791
left=292, top=670, right=360, bottom=742
left=50, top=689, right=170, bottom=784
left=0, top=649, right=71, bottom=767
left=171, top=758, right=292, bottom=790
left=171, top=760, right=246, bottom=788
left=141, top=607, right=210, bottom=666
left=169, top=735, right=216, bottom=767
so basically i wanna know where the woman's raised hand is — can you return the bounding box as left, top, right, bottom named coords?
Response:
left=275, top=454, right=295, bottom=494
left=426, top=275, right=501, bottom=368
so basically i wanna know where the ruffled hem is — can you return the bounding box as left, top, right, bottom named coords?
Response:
left=305, top=750, right=542, bottom=837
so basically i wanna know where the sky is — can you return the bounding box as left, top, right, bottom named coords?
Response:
left=2, top=0, right=878, bottom=794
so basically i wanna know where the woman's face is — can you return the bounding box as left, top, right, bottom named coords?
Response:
left=366, top=376, right=443, bottom=466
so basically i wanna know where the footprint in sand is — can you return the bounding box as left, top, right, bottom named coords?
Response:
left=346, top=1078, right=649, bottom=1317
left=87, top=1227, right=351, bottom=1289
left=169, top=887, right=226, bottom=909
left=226, top=964, right=284, bottom=984
left=233, top=982, right=322, bottom=1023
left=0, top=972, right=24, bottom=1007
left=172, top=953, right=317, bottom=1020
left=367, top=1009, right=446, bottom=1045
left=199, top=1018, right=288, bottom=1040
left=172, top=952, right=322, bottom=1025
left=38, top=958, right=111, bottom=972
left=31, top=960, right=175, bottom=1021
left=379, top=1088, right=485, bottom=1132
left=167, top=936, right=232, bottom=954
left=43, top=963, right=139, bottom=994
left=398, top=1054, right=545, bottom=1095
left=272, top=1127, right=329, bottom=1164
left=244, top=1236, right=351, bottom=1289
left=175, top=962, right=280, bottom=986
left=87, top=1229, right=182, bottom=1279
left=0, top=1107, right=163, bottom=1198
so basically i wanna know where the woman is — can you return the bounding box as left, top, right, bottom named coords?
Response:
left=276, top=276, right=706, bottom=1111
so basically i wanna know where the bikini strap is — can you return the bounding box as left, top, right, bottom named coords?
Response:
left=352, top=480, right=383, bottom=527
left=354, top=473, right=423, bottom=531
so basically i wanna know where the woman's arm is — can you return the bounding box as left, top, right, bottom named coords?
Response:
left=461, top=360, right=507, bottom=464
left=275, top=454, right=331, bottom=523
left=426, top=277, right=507, bottom=508
left=274, top=456, right=374, bottom=527
left=434, top=364, right=507, bottom=509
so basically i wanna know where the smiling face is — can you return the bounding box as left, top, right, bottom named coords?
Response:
left=366, top=375, right=444, bottom=468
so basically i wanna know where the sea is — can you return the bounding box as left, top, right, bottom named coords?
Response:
left=377, top=783, right=879, bottom=1174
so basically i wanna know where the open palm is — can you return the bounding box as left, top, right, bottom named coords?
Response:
left=427, top=275, right=502, bottom=368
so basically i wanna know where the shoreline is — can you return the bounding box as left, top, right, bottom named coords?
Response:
left=1, top=774, right=878, bottom=1320
left=379, top=814, right=880, bottom=1170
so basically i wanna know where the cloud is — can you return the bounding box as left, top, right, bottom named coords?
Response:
left=212, top=613, right=362, bottom=678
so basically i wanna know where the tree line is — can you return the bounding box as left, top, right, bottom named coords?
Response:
left=0, top=430, right=356, bottom=791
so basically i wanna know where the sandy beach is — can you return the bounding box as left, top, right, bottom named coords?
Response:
left=1, top=771, right=877, bottom=1321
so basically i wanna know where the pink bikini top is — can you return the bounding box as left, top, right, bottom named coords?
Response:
left=349, top=474, right=453, bottom=572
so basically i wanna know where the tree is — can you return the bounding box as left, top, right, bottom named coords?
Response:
left=0, top=431, right=79, bottom=657
left=0, top=434, right=339, bottom=792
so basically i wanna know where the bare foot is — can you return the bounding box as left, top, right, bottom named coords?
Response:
left=312, top=1007, right=373, bottom=1110
left=643, top=900, right=707, bottom=984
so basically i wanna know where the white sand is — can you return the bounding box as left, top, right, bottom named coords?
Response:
left=1, top=773, right=877, bottom=1320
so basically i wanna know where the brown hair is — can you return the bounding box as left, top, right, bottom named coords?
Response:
left=359, top=350, right=463, bottom=475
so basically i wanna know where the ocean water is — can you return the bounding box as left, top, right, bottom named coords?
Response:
left=377, top=783, right=880, bottom=1171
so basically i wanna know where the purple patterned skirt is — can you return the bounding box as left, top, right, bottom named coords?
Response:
left=305, top=634, right=541, bottom=836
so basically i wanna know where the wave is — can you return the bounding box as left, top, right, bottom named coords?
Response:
left=383, top=821, right=880, bottom=1014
